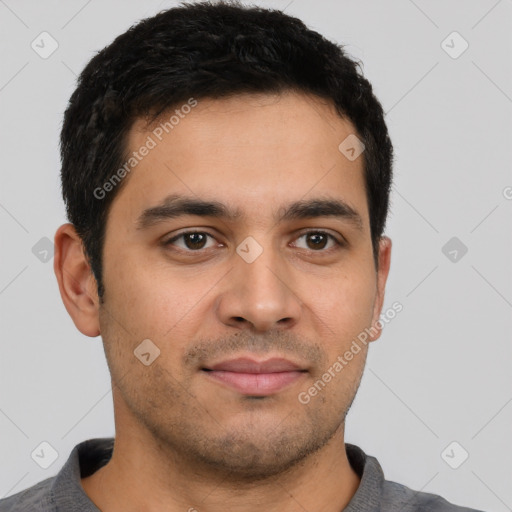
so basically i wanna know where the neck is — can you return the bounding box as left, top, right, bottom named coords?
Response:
left=81, top=424, right=361, bottom=512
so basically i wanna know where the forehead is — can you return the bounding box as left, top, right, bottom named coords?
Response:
left=110, top=91, right=368, bottom=227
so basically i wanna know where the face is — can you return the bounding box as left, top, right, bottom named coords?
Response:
left=70, top=91, right=391, bottom=479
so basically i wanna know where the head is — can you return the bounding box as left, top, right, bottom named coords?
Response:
left=55, top=1, right=393, bottom=479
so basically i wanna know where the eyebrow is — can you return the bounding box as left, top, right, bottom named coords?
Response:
left=136, top=194, right=363, bottom=231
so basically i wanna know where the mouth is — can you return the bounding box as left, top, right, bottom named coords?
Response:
left=201, top=357, right=308, bottom=396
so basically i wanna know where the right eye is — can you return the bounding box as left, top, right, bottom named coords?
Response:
left=164, top=231, right=220, bottom=252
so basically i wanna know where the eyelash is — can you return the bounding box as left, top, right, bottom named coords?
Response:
left=164, top=230, right=344, bottom=253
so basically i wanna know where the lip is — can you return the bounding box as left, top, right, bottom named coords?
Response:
left=202, top=357, right=307, bottom=396
left=206, top=357, right=303, bottom=373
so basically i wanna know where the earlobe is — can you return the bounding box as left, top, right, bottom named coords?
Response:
left=369, top=236, right=392, bottom=342
left=53, top=223, right=101, bottom=337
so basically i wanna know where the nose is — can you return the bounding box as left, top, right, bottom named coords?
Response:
left=215, top=241, right=303, bottom=333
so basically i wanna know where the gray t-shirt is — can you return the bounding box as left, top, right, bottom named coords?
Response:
left=0, top=438, right=484, bottom=511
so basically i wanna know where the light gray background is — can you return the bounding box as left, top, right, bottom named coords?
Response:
left=1, top=1, right=511, bottom=510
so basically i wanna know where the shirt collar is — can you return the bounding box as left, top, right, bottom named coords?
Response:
left=49, top=438, right=383, bottom=511
left=344, top=443, right=384, bottom=511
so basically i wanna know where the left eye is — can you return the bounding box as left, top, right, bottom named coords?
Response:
left=293, top=232, right=341, bottom=251
left=164, top=231, right=341, bottom=252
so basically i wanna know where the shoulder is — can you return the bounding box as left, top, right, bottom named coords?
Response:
left=0, top=477, right=56, bottom=512
left=345, top=443, right=486, bottom=512
left=0, top=437, right=113, bottom=512
left=382, top=479, right=486, bottom=512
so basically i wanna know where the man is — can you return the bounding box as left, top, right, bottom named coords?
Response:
left=0, top=2, right=484, bottom=511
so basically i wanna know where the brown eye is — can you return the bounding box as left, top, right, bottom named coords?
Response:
left=165, top=231, right=216, bottom=251
left=306, top=233, right=328, bottom=250
left=293, top=231, right=342, bottom=251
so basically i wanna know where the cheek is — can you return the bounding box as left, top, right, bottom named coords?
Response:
left=304, top=266, right=376, bottom=341
left=103, top=253, right=216, bottom=345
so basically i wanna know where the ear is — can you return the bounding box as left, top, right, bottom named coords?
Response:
left=53, top=223, right=101, bottom=337
left=368, top=236, right=392, bottom=342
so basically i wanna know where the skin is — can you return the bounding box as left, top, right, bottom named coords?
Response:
left=54, top=91, right=392, bottom=512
